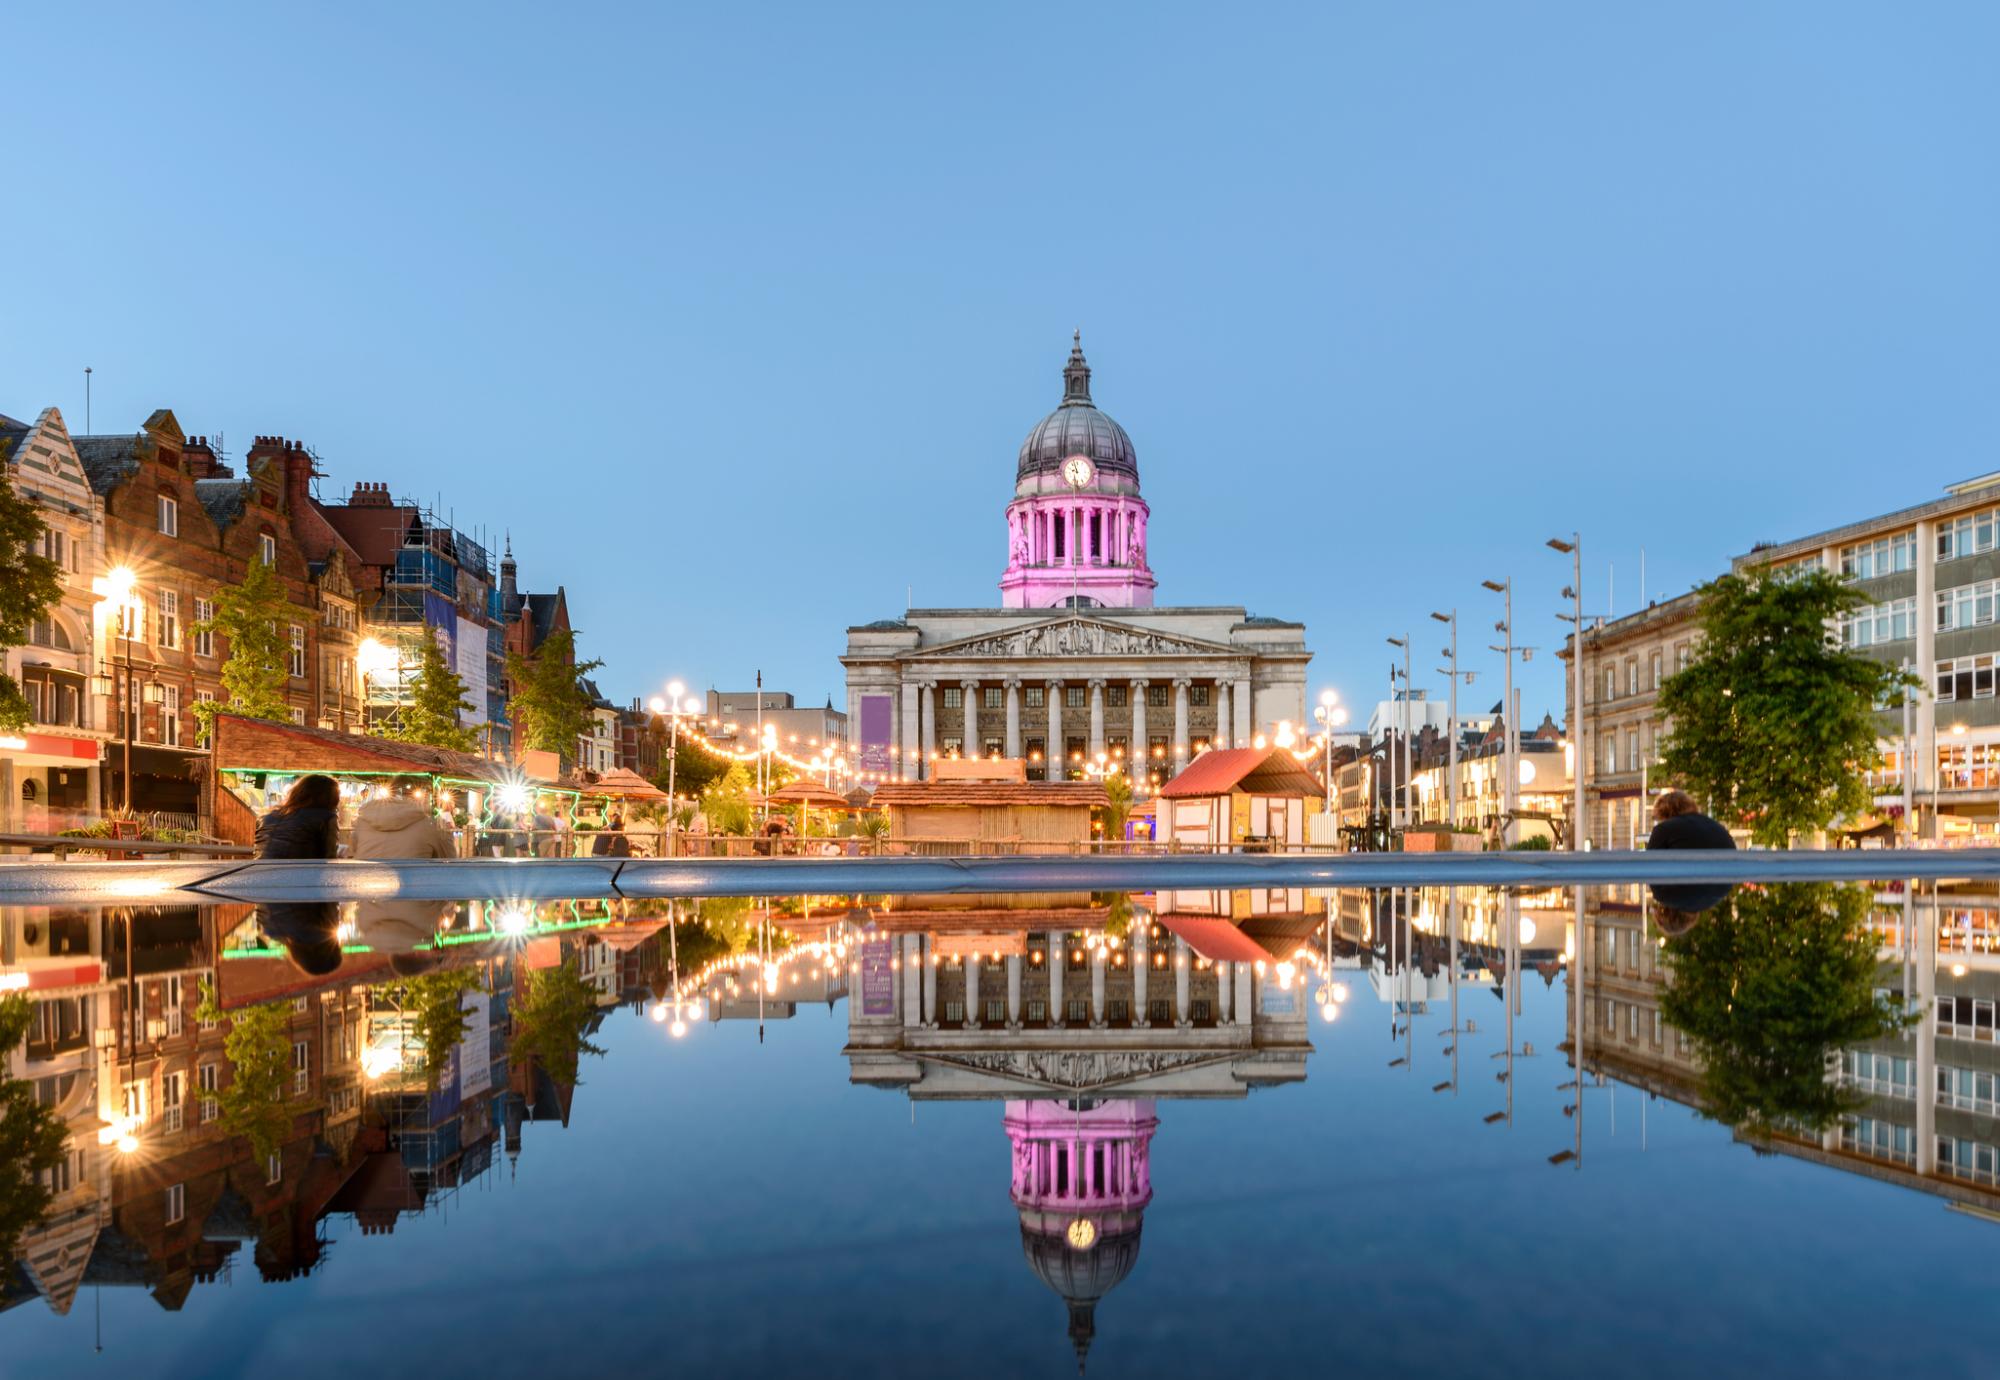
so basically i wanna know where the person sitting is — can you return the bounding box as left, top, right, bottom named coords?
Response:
left=590, top=810, right=632, bottom=858
left=255, top=774, right=341, bottom=860
left=1646, top=788, right=1735, bottom=917
left=259, top=901, right=345, bottom=975
left=353, top=783, right=457, bottom=859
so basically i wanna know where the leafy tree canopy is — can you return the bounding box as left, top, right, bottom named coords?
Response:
left=1659, top=882, right=1911, bottom=1133
left=193, top=556, right=293, bottom=742
left=392, top=632, right=478, bottom=752
left=510, top=958, right=605, bottom=1087
left=0, top=455, right=64, bottom=732
left=0, top=995, right=70, bottom=1272
left=506, top=628, right=603, bottom=758
left=1657, top=567, right=1914, bottom=846
left=194, top=980, right=297, bottom=1163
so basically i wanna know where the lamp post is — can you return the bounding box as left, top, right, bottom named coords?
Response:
left=1481, top=579, right=1519, bottom=843
left=1431, top=609, right=1460, bottom=833
left=1548, top=536, right=1585, bottom=850
left=1386, top=636, right=1412, bottom=828
left=1313, top=690, right=1346, bottom=819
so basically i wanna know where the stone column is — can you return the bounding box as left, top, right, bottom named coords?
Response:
left=1090, top=947, right=1106, bottom=1027
left=0, top=758, right=13, bottom=834
left=1132, top=922, right=1149, bottom=1027
left=1175, top=937, right=1191, bottom=1027
left=1916, top=518, right=1938, bottom=840
left=1004, top=678, right=1022, bottom=759
left=901, top=934, right=922, bottom=1027
left=1235, top=963, right=1255, bottom=1026
left=1916, top=898, right=1938, bottom=1173
left=1089, top=679, right=1106, bottom=759
left=1049, top=937, right=1065, bottom=1027
left=920, top=681, right=937, bottom=779
left=961, top=680, right=979, bottom=759
left=1130, top=679, right=1149, bottom=772
left=921, top=938, right=937, bottom=1029
left=1006, top=954, right=1022, bottom=1029
left=1235, top=674, right=1253, bottom=747
left=1216, top=961, right=1232, bottom=1023
left=1046, top=680, right=1063, bottom=780
left=1214, top=681, right=1230, bottom=750
left=965, top=955, right=981, bottom=1028
left=1173, top=678, right=1191, bottom=766
left=899, top=680, right=920, bottom=782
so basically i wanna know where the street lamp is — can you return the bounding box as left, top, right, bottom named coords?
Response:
left=1431, top=610, right=1462, bottom=832
left=1386, top=636, right=1412, bottom=830
left=92, top=565, right=141, bottom=810
left=1482, top=579, right=1521, bottom=843
left=1312, top=689, right=1345, bottom=819
left=1548, top=536, right=1584, bottom=850
left=652, top=680, right=693, bottom=854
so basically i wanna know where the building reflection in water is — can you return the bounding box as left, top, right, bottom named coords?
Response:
left=845, top=888, right=1320, bottom=1367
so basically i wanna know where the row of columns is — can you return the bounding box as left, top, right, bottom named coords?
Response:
left=898, top=674, right=1256, bottom=778
left=895, top=931, right=1255, bottom=1030
left=1019, top=501, right=1144, bottom=569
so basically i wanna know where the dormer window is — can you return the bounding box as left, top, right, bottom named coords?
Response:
left=259, top=534, right=277, bottom=566
left=158, top=495, right=178, bottom=537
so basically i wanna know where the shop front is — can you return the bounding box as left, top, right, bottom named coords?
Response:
left=0, top=729, right=107, bottom=833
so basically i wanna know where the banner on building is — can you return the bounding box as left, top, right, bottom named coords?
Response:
left=859, top=694, right=894, bottom=775
left=455, top=614, right=488, bottom=726
left=456, top=988, right=492, bottom=1098
left=860, top=925, right=895, bottom=1017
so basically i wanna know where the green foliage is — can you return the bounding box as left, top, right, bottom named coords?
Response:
left=1657, top=567, right=1915, bottom=846
left=194, top=979, right=296, bottom=1163
left=700, top=764, right=758, bottom=835
left=857, top=811, right=890, bottom=839
left=510, top=959, right=605, bottom=1086
left=1507, top=835, right=1553, bottom=851
left=0, top=995, right=70, bottom=1272
left=1658, top=883, right=1911, bottom=1133
left=192, top=556, right=293, bottom=742
left=505, top=627, right=604, bottom=758
left=391, top=632, right=477, bottom=752
left=652, top=737, right=728, bottom=798
left=375, top=968, right=484, bottom=1088
left=0, top=455, right=65, bottom=733
left=1097, top=772, right=1134, bottom=841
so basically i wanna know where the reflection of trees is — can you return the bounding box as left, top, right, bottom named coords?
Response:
left=372, top=969, right=484, bottom=1089
left=1659, top=883, right=1909, bottom=1132
left=510, top=959, right=605, bottom=1087
left=0, top=995, right=68, bottom=1272
left=195, top=979, right=297, bottom=1163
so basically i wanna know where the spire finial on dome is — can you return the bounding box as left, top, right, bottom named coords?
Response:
left=1062, top=331, right=1092, bottom=406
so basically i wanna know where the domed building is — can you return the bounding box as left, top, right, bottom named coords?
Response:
left=843, top=334, right=1312, bottom=786
left=1006, top=1099, right=1157, bottom=1373
left=1001, top=334, right=1156, bottom=610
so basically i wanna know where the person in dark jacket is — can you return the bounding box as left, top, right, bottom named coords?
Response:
left=1647, top=788, right=1734, bottom=918
left=258, top=901, right=345, bottom=975
left=255, top=774, right=341, bottom=860
left=590, top=811, right=633, bottom=858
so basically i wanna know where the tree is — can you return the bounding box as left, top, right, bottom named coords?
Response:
left=1658, top=882, right=1910, bottom=1133
left=393, top=632, right=478, bottom=752
left=1097, top=772, right=1134, bottom=842
left=194, top=980, right=297, bottom=1163
left=506, top=628, right=603, bottom=758
left=510, top=958, right=605, bottom=1087
left=1656, top=566, right=1913, bottom=846
left=192, top=556, right=292, bottom=743
left=0, top=453, right=64, bottom=732
left=0, top=995, right=70, bottom=1272
left=700, top=763, right=758, bottom=835
left=651, top=736, right=728, bottom=798
left=375, top=968, right=484, bottom=1088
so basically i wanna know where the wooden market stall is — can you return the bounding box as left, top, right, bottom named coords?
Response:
left=869, top=759, right=1107, bottom=853
left=1156, top=746, right=1325, bottom=851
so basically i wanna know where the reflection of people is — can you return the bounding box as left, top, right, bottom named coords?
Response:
left=259, top=901, right=344, bottom=975
left=354, top=898, right=456, bottom=955
left=256, top=775, right=341, bottom=860
left=1647, top=789, right=1735, bottom=917
left=354, top=784, right=457, bottom=859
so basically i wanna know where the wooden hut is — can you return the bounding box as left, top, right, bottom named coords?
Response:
left=869, top=759, right=1107, bottom=853
left=1156, top=746, right=1325, bottom=850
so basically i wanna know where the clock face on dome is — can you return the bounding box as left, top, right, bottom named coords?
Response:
left=1061, top=455, right=1095, bottom=489
left=1066, top=1217, right=1098, bottom=1251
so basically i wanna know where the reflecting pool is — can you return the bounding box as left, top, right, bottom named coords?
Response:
left=2, top=881, right=1995, bottom=1376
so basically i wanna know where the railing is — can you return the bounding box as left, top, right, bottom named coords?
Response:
left=0, top=832, right=254, bottom=858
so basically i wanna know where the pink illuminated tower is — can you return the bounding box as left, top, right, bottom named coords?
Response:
left=999, top=334, right=1158, bottom=610
left=1005, top=1098, right=1158, bottom=1372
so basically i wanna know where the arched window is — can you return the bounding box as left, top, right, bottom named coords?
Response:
left=28, top=617, right=73, bottom=651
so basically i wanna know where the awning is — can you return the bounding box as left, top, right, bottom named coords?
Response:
left=0, top=730, right=103, bottom=768
left=1157, top=914, right=1276, bottom=965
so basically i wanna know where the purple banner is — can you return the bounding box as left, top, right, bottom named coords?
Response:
left=859, top=694, right=893, bottom=775
left=860, top=926, right=895, bottom=1017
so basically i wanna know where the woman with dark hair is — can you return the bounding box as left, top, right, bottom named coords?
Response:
left=255, top=773, right=342, bottom=860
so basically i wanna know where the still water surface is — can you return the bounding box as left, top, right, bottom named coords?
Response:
left=2, top=883, right=1993, bottom=1377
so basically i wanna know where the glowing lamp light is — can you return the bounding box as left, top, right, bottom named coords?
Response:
left=1319, top=1001, right=1338, bottom=1023
left=1952, top=963, right=1969, bottom=978
left=116, top=1133, right=139, bottom=1155
left=1519, top=918, right=1538, bottom=946
left=495, top=781, right=531, bottom=813
left=670, top=1019, right=687, bottom=1038
left=651, top=1003, right=668, bottom=1023
left=496, top=906, right=533, bottom=936
left=1518, top=758, right=1538, bottom=786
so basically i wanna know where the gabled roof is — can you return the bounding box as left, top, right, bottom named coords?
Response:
left=871, top=780, right=1109, bottom=808
left=74, top=433, right=148, bottom=495
left=194, top=477, right=247, bottom=530
left=211, top=713, right=525, bottom=784
left=1157, top=746, right=1323, bottom=799
left=523, top=590, right=566, bottom=646
left=320, top=503, right=418, bottom=568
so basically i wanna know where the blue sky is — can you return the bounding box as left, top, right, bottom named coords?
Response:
left=8, top=4, right=1998, bottom=721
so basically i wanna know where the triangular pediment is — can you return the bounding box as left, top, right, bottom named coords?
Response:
left=912, top=616, right=1237, bottom=661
